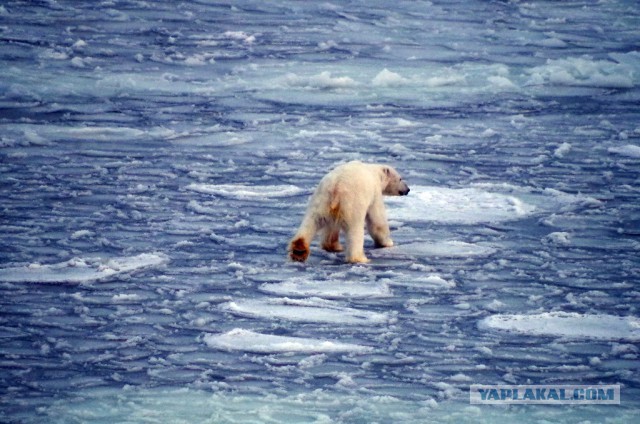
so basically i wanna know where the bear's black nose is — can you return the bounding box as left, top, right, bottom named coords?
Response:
left=402, top=188, right=410, bottom=195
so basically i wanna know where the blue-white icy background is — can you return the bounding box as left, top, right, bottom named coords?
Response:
left=1, top=0, right=640, bottom=422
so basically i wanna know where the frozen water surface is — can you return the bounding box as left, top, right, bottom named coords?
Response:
left=1, top=0, right=639, bottom=422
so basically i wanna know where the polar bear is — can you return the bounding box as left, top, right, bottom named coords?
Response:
left=289, top=161, right=409, bottom=263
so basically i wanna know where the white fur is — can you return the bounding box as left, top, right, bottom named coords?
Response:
left=289, top=161, right=409, bottom=263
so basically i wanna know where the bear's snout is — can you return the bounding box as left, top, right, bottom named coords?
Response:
left=400, top=187, right=410, bottom=196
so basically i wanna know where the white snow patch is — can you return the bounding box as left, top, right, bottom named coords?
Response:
left=221, top=298, right=391, bottom=325
left=479, top=312, right=640, bottom=341
left=387, top=186, right=536, bottom=224
left=203, top=329, right=372, bottom=354
left=186, top=183, right=303, bottom=199
left=259, top=279, right=392, bottom=299
left=0, top=253, right=168, bottom=284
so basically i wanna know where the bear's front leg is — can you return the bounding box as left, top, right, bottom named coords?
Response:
left=366, top=201, right=393, bottom=248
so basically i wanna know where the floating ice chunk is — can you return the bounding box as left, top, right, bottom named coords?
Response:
left=487, top=75, right=518, bottom=90
left=554, top=142, right=572, bottom=158
left=70, top=230, right=95, bottom=240
left=372, top=69, right=409, bottom=87
left=385, top=273, right=455, bottom=291
left=543, top=232, right=571, bottom=245
left=284, top=71, right=357, bottom=90
left=479, top=312, right=640, bottom=341
left=608, top=144, right=640, bottom=158
left=112, top=293, right=141, bottom=303
left=0, top=253, right=168, bottom=284
left=386, top=186, right=536, bottom=224
left=15, top=125, right=150, bottom=142
left=202, top=329, right=372, bottom=354
left=72, top=39, right=87, bottom=50
left=221, top=298, right=390, bottom=325
left=527, top=56, right=635, bottom=88
left=539, top=37, right=568, bottom=48
left=416, top=275, right=456, bottom=289
left=186, top=183, right=303, bottom=199
left=481, top=128, right=498, bottom=138
left=259, top=279, right=392, bottom=299
left=71, top=56, right=90, bottom=68
left=424, top=74, right=466, bottom=87
left=370, top=241, right=496, bottom=258
left=223, top=31, right=256, bottom=44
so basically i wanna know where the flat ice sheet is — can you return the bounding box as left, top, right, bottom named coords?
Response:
left=203, top=329, right=372, bottom=354
left=370, top=241, right=497, bottom=258
left=221, top=298, right=391, bottom=325
left=387, top=186, right=535, bottom=224
left=186, top=183, right=303, bottom=199
left=0, top=253, right=168, bottom=284
left=259, top=279, right=392, bottom=299
left=479, top=312, right=640, bottom=341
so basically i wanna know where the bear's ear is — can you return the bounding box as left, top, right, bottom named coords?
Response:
left=383, top=167, right=391, bottom=176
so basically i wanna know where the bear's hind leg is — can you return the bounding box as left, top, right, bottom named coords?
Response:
left=289, top=214, right=319, bottom=262
left=321, top=224, right=343, bottom=252
left=289, top=237, right=310, bottom=262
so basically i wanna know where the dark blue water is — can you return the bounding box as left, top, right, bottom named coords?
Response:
left=1, top=1, right=639, bottom=422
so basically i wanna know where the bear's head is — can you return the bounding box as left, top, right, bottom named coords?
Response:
left=382, top=166, right=410, bottom=196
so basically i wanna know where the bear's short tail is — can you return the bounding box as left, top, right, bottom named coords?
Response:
left=289, top=237, right=310, bottom=262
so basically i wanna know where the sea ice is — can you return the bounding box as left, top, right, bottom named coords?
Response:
left=202, top=329, right=372, bottom=354
left=386, top=186, right=536, bottom=224
left=608, top=144, right=640, bottom=158
left=526, top=56, right=636, bottom=88
left=221, top=298, right=391, bottom=325
left=479, top=312, right=640, bottom=341
left=370, top=240, right=497, bottom=258
left=0, top=253, right=168, bottom=284
left=259, top=279, right=392, bottom=299
left=186, top=183, right=303, bottom=199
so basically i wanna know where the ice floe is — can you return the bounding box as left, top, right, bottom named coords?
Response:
left=526, top=56, right=636, bottom=89
left=186, top=183, right=303, bottom=199
left=479, top=312, right=640, bottom=341
left=387, top=186, right=536, bottom=224
left=202, top=329, right=372, bottom=354
left=221, top=298, right=391, bottom=325
left=372, top=68, right=410, bottom=87
left=283, top=71, right=358, bottom=90
left=608, top=144, right=640, bottom=158
left=387, top=185, right=603, bottom=224
left=370, top=240, right=496, bottom=259
left=0, top=253, right=168, bottom=284
left=259, top=279, right=392, bottom=299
